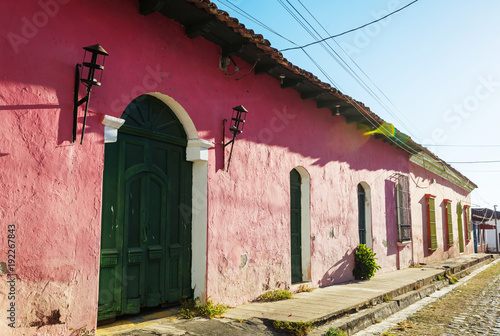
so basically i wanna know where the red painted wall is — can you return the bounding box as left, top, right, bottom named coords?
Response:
left=0, top=0, right=468, bottom=333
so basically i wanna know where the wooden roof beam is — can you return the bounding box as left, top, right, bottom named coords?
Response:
left=185, top=20, right=217, bottom=39
left=281, top=78, right=304, bottom=89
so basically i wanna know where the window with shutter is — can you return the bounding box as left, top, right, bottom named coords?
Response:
left=457, top=202, right=464, bottom=253
left=464, top=205, right=471, bottom=243
left=444, top=199, right=453, bottom=247
left=426, top=194, right=437, bottom=250
left=396, top=174, right=411, bottom=243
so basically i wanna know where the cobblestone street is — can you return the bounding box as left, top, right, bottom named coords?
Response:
left=444, top=277, right=500, bottom=335
left=371, top=260, right=500, bottom=336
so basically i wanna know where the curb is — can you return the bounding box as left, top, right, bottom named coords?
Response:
left=306, top=254, right=496, bottom=335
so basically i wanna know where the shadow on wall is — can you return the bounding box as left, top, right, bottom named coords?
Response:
left=320, top=248, right=354, bottom=287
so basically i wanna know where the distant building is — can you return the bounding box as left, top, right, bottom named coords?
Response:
left=472, top=208, right=500, bottom=252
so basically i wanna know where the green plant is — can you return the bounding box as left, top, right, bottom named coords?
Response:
left=180, top=297, right=229, bottom=319
left=296, top=284, right=314, bottom=293
left=324, top=327, right=346, bottom=336
left=353, top=244, right=381, bottom=280
left=437, top=275, right=445, bottom=281
left=258, top=289, right=293, bottom=301
left=446, top=274, right=458, bottom=284
left=198, top=298, right=229, bottom=318
left=273, top=320, right=314, bottom=335
left=180, top=298, right=198, bottom=319
left=69, top=327, right=95, bottom=336
left=383, top=294, right=391, bottom=302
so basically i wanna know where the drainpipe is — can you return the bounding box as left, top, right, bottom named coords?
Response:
left=495, top=205, right=498, bottom=253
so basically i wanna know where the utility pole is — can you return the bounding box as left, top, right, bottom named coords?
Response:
left=495, top=205, right=498, bottom=253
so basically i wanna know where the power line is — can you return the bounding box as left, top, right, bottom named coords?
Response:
left=448, top=160, right=500, bottom=164
left=461, top=171, right=500, bottom=173
left=293, top=0, right=425, bottom=141
left=217, top=0, right=297, bottom=45
left=424, top=144, right=500, bottom=148
left=279, top=0, right=420, bottom=52
left=274, top=0, right=422, bottom=156
left=216, top=0, right=426, bottom=156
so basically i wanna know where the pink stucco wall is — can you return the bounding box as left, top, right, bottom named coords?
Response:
left=0, top=0, right=466, bottom=333
left=409, top=162, right=474, bottom=265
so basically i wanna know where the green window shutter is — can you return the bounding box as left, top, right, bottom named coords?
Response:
left=429, top=197, right=437, bottom=250
left=447, top=202, right=453, bottom=246
left=457, top=203, right=464, bottom=252
left=395, top=175, right=411, bottom=243
left=465, top=206, right=471, bottom=242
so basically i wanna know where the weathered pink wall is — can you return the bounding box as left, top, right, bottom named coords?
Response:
left=409, top=162, right=474, bottom=265
left=206, top=105, right=412, bottom=304
left=0, top=0, right=453, bottom=333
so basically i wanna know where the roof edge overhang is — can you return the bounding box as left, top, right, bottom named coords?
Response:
left=410, top=152, right=477, bottom=193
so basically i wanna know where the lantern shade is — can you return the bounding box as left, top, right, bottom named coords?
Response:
left=83, top=44, right=109, bottom=56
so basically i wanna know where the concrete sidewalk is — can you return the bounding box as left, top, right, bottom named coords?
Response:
left=97, top=253, right=496, bottom=335
left=224, top=253, right=496, bottom=334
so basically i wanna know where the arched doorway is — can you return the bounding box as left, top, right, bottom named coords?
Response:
left=98, top=95, right=193, bottom=321
left=290, top=168, right=302, bottom=283
left=357, top=182, right=372, bottom=249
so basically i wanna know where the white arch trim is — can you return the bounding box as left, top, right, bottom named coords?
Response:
left=294, top=166, right=311, bottom=282
left=359, top=181, right=373, bottom=249
left=147, top=92, right=212, bottom=301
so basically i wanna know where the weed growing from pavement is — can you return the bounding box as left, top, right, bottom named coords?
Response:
left=296, top=284, right=314, bottom=293
left=180, top=297, right=229, bottom=319
left=273, top=320, right=314, bottom=335
left=383, top=294, right=391, bottom=302
left=324, top=327, right=346, bottom=336
left=69, top=327, right=95, bottom=336
left=445, top=274, right=459, bottom=284
left=258, top=289, right=293, bottom=301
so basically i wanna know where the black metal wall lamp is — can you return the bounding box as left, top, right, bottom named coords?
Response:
left=223, top=105, right=248, bottom=171
left=73, top=44, right=109, bottom=144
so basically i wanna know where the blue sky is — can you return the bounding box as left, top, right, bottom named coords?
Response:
left=211, top=0, right=500, bottom=208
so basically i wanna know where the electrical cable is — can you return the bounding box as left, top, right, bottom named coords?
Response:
left=295, top=0, right=426, bottom=141
left=277, top=0, right=422, bottom=149
left=216, top=0, right=446, bottom=158
left=423, top=144, right=500, bottom=147
left=279, top=0, right=420, bottom=52
left=448, top=160, right=500, bottom=164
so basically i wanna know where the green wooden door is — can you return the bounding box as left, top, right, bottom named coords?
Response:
left=290, top=169, right=302, bottom=283
left=98, top=95, right=192, bottom=321
left=358, top=184, right=366, bottom=245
